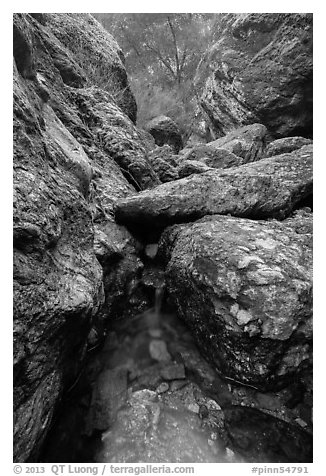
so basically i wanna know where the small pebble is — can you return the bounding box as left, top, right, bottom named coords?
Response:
left=295, top=417, right=308, bottom=428
left=187, top=403, right=200, bottom=413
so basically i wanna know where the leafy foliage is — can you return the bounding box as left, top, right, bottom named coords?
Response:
left=93, top=13, right=219, bottom=142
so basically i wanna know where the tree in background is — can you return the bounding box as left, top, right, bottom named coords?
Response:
left=93, top=13, right=218, bottom=143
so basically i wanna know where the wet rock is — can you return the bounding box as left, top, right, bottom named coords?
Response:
left=160, top=214, right=312, bottom=390
left=224, top=406, right=313, bottom=463
left=145, top=115, right=183, bottom=153
left=13, top=13, right=153, bottom=462
left=86, top=368, right=128, bottom=433
left=13, top=67, right=104, bottom=462
left=95, top=387, right=226, bottom=463
left=115, top=145, right=312, bottom=229
left=197, top=14, right=312, bottom=138
left=187, top=403, right=200, bottom=414
left=132, top=364, right=164, bottom=390
left=149, top=340, right=172, bottom=362
left=168, top=342, right=232, bottom=406
left=160, top=363, right=186, bottom=381
left=264, top=137, right=313, bottom=158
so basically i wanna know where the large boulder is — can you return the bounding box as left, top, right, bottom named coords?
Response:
left=264, top=137, right=313, bottom=158
left=158, top=212, right=312, bottom=390
left=183, top=124, right=267, bottom=164
left=13, top=13, right=153, bottom=461
left=197, top=14, right=312, bottom=139
left=147, top=145, right=179, bottom=183
left=145, top=115, right=183, bottom=153
left=115, top=145, right=313, bottom=230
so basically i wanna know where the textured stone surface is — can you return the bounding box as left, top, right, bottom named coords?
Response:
left=206, top=124, right=267, bottom=162
left=224, top=406, right=312, bottom=463
left=182, top=148, right=243, bottom=169
left=177, top=160, right=213, bottom=178
left=183, top=124, right=267, bottom=164
left=147, top=145, right=180, bottom=182
left=264, top=136, right=313, bottom=158
left=197, top=14, right=313, bottom=139
left=115, top=145, right=313, bottom=229
left=159, top=213, right=312, bottom=389
left=86, top=368, right=128, bottom=432
left=13, top=13, right=153, bottom=461
left=145, top=115, right=183, bottom=153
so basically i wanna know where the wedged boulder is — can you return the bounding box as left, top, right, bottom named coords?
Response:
left=158, top=213, right=312, bottom=390
left=197, top=14, right=312, bottom=139
left=115, top=145, right=313, bottom=229
left=184, top=124, right=267, bottom=164
left=145, top=115, right=183, bottom=153
left=264, top=137, right=313, bottom=158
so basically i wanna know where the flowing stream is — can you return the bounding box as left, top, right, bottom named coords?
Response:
left=40, top=287, right=312, bottom=463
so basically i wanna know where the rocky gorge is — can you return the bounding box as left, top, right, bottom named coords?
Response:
left=13, top=13, right=313, bottom=463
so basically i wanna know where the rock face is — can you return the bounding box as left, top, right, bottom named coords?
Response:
left=13, top=13, right=155, bottom=461
left=145, top=115, right=183, bottom=153
left=159, top=212, right=312, bottom=390
left=197, top=14, right=313, bottom=139
left=115, top=145, right=313, bottom=230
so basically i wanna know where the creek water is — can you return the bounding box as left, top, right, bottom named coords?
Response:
left=40, top=287, right=312, bottom=463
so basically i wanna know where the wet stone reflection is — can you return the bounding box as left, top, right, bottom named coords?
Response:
left=40, top=291, right=312, bottom=463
